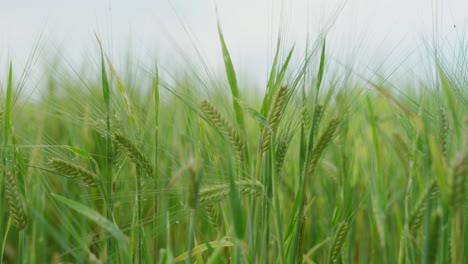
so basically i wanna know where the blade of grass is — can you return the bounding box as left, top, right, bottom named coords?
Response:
left=153, top=64, right=160, bottom=260
left=216, top=21, right=245, bottom=134
left=174, top=239, right=234, bottom=262
left=52, top=194, right=131, bottom=263
left=316, top=38, right=326, bottom=93
left=96, top=37, right=115, bottom=263
left=0, top=63, right=13, bottom=261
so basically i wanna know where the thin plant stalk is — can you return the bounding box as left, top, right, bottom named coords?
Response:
left=1, top=63, right=13, bottom=261
left=153, top=64, right=160, bottom=260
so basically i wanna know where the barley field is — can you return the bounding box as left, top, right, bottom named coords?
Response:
left=0, top=23, right=467, bottom=264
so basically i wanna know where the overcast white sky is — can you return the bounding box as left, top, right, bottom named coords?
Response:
left=0, top=0, right=467, bottom=86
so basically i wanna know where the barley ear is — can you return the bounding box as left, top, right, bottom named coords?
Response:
left=409, top=180, right=438, bottom=234
left=311, top=104, right=324, bottom=138
left=50, top=158, right=97, bottom=187
left=92, top=119, right=110, bottom=137
left=112, top=132, right=154, bottom=178
left=199, top=180, right=264, bottom=205
left=301, top=107, right=311, bottom=132
left=449, top=153, right=466, bottom=210
left=6, top=170, right=27, bottom=230
left=275, top=139, right=288, bottom=175
left=199, top=184, right=231, bottom=204
left=438, top=107, right=449, bottom=158
left=200, top=100, right=244, bottom=162
left=238, top=179, right=264, bottom=197
left=113, top=141, right=125, bottom=166
left=328, top=222, right=349, bottom=263
left=309, top=118, right=340, bottom=175
left=204, top=203, right=220, bottom=228
left=262, top=86, right=288, bottom=152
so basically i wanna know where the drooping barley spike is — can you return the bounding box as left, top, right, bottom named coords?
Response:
left=113, top=141, right=124, bottom=167
left=93, top=119, right=110, bottom=137
left=5, top=171, right=27, bottom=230
left=321, top=160, right=338, bottom=180
left=449, top=153, right=467, bottom=209
left=238, top=179, right=264, bottom=196
left=204, top=203, right=220, bottom=227
left=50, top=158, right=97, bottom=187
left=262, top=86, right=288, bottom=152
left=199, top=184, right=231, bottom=204
left=309, top=118, right=340, bottom=176
left=311, top=104, right=324, bottom=139
left=438, top=107, right=449, bottom=158
left=275, top=138, right=289, bottom=175
left=136, top=165, right=149, bottom=191
left=112, top=132, right=154, bottom=178
left=392, top=133, right=410, bottom=164
left=200, top=100, right=244, bottom=161
left=409, top=179, right=438, bottom=233
left=199, top=180, right=264, bottom=205
left=328, top=222, right=349, bottom=263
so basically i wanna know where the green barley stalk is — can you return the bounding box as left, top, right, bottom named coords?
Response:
left=186, top=162, right=200, bottom=264
left=1, top=63, right=14, bottom=262
left=97, top=38, right=115, bottom=263
left=449, top=152, right=466, bottom=264
left=134, top=165, right=145, bottom=263
left=425, top=209, right=442, bottom=264
left=153, top=64, right=160, bottom=260
left=297, top=198, right=307, bottom=264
